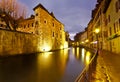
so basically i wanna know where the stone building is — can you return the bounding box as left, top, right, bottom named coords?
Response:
left=17, top=3, right=68, bottom=52
left=17, top=15, right=35, bottom=33
left=105, top=0, right=120, bottom=53
left=87, top=0, right=120, bottom=54
left=87, top=0, right=109, bottom=49
left=74, top=28, right=88, bottom=46
left=87, top=19, right=94, bottom=48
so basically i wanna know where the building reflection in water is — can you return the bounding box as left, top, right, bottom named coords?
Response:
left=36, top=49, right=69, bottom=82
left=0, top=47, right=94, bottom=82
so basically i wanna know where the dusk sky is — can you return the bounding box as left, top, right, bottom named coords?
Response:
left=19, top=0, right=97, bottom=39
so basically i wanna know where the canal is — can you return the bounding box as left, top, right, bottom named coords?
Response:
left=0, top=47, right=95, bottom=82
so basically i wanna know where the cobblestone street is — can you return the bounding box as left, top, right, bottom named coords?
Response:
left=91, top=50, right=120, bottom=82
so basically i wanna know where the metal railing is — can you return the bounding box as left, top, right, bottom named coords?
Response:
left=75, top=50, right=98, bottom=82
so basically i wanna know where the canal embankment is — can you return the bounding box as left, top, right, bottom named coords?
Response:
left=0, top=29, right=67, bottom=57
left=74, top=47, right=98, bottom=82
left=90, top=49, right=120, bottom=82
left=0, top=29, right=40, bottom=56
left=75, top=48, right=120, bottom=82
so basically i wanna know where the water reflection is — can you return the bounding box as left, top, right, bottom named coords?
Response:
left=85, top=51, right=91, bottom=65
left=72, top=47, right=92, bottom=66
left=0, top=47, right=94, bottom=82
left=36, top=50, right=69, bottom=82
left=81, top=48, right=85, bottom=62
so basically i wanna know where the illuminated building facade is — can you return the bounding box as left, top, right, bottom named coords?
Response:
left=87, top=0, right=120, bottom=54
left=105, top=0, right=120, bottom=53
left=17, top=15, right=35, bottom=33
left=17, top=3, right=68, bottom=52
left=74, top=28, right=88, bottom=46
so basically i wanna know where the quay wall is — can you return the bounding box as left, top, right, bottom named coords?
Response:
left=0, top=29, right=42, bottom=56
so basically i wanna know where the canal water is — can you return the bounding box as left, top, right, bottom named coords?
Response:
left=0, top=47, right=94, bottom=82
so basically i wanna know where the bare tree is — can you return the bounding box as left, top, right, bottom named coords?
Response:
left=0, top=0, right=27, bottom=19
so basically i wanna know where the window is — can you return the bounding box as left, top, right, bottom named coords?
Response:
left=60, top=27, right=62, bottom=30
left=60, top=34, right=62, bottom=39
left=116, top=22, right=119, bottom=32
left=36, top=21, right=38, bottom=25
left=35, top=21, right=39, bottom=27
left=108, top=15, right=111, bottom=23
left=36, top=13, right=38, bottom=16
left=24, top=25, right=26, bottom=28
left=28, top=24, right=29, bottom=27
left=104, top=31, right=108, bottom=37
left=44, top=20, right=47, bottom=24
left=32, top=23, right=34, bottom=27
left=119, top=18, right=120, bottom=30
left=114, top=23, right=116, bottom=33
left=116, top=1, right=119, bottom=12
left=53, top=32, right=54, bottom=37
left=53, top=23, right=54, bottom=27
left=119, top=0, right=120, bottom=9
left=109, top=27, right=112, bottom=36
left=105, top=18, right=108, bottom=25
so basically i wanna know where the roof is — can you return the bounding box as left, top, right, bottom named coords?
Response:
left=33, top=3, right=48, bottom=12
left=33, top=3, right=64, bottom=25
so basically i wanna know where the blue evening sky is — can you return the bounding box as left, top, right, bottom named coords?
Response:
left=19, top=0, right=97, bottom=39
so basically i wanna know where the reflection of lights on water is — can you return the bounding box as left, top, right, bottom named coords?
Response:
left=76, top=47, right=79, bottom=59
left=81, top=48, right=85, bottom=62
left=37, top=52, right=53, bottom=68
left=72, top=48, right=75, bottom=55
left=86, top=51, right=91, bottom=65
left=64, top=48, right=69, bottom=55
left=43, top=52, right=51, bottom=58
left=82, top=48, right=85, bottom=58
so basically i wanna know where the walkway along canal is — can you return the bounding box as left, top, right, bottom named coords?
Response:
left=0, top=47, right=96, bottom=82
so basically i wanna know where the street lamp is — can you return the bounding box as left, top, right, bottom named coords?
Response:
left=95, top=28, right=100, bottom=34
left=95, top=28, right=100, bottom=49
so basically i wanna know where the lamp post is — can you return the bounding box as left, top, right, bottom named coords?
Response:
left=95, top=28, right=100, bottom=49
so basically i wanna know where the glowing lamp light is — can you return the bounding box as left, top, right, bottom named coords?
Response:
left=60, top=45, right=64, bottom=49
left=95, top=28, right=100, bottom=34
left=64, top=41, right=68, bottom=48
left=85, top=39, right=89, bottom=43
left=42, top=45, right=51, bottom=52
left=81, top=41, right=85, bottom=44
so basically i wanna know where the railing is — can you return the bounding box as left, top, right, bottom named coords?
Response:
left=75, top=50, right=98, bottom=82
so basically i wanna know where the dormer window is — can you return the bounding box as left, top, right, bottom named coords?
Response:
left=36, top=13, right=38, bottom=16
left=44, top=20, right=47, bottom=24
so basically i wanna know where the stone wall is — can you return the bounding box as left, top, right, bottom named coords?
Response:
left=0, top=29, right=41, bottom=56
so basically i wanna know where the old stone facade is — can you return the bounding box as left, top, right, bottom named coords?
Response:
left=17, top=16, right=35, bottom=33
left=105, top=0, right=120, bottom=53
left=17, top=3, right=67, bottom=52
left=87, top=0, right=120, bottom=54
